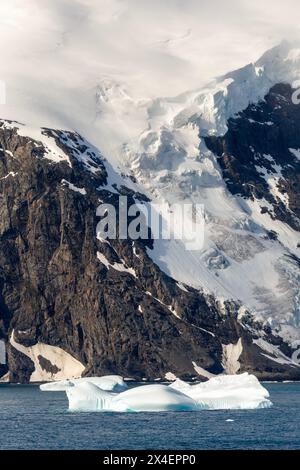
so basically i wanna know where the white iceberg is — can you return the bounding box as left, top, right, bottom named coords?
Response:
left=110, top=385, right=198, bottom=412
left=65, top=382, right=118, bottom=411
left=40, top=373, right=272, bottom=412
left=41, top=379, right=198, bottom=412
left=170, top=373, right=272, bottom=410
left=40, top=375, right=127, bottom=393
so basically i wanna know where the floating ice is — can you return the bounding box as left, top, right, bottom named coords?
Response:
left=66, top=382, right=117, bottom=412
left=40, top=373, right=272, bottom=412
left=170, top=373, right=272, bottom=410
left=41, top=380, right=197, bottom=412
left=40, top=375, right=128, bottom=393
left=110, top=385, right=198, bottom=412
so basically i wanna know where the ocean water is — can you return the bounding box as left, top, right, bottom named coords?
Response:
left=0, top=382, right=299, bottom=450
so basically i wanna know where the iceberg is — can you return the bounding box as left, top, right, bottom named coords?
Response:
left=110, top=385, right=198, bottom=412
left=41, top=380, right=198, bottom=412
left=66, top=382, right=117, bottom=412
left=40, top=375, right=127, bottom=393
left=40, top=373, right=272, bottom=412
left=170, top=373, right=272, bottom=409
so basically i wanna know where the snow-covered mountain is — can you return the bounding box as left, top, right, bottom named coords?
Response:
left=93, top=41, right=300, bottom=345
left=0, top=39, right=300, bottom=382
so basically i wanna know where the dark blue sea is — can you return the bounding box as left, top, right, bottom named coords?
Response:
left=0, top=383, right=299, bottom=450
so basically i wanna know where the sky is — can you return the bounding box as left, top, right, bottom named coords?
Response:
left=0, top=0, right=300, bottom=130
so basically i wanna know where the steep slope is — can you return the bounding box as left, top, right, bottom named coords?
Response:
left=0, top=42, right=300, bottom=382
left=0, top=120, right=299, bottom=382
left=116, top=43, right=300, bottom=347
left=205, top=83, right=300, bottom=231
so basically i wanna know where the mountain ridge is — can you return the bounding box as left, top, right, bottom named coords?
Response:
left=0, top=43, right=300, bottom=382
left=0, top=111, right=299, bottom=382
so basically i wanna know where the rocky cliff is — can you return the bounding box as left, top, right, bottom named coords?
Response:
left=0, top=115, right=299, bottom=383
left=205, top=83, right=300, bottom=233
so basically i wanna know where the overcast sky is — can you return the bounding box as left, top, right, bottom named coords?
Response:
left=0, top=0, right=300, bottom=128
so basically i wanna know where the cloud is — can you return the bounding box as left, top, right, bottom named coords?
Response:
left=0, top=0, right=300, bottom=132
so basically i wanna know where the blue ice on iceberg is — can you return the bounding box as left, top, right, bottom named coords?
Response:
left=40, top=373, right=272, bottom=412
left=110, top=385, right=198, bottom=412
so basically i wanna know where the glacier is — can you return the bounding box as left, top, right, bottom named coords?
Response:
left=2, top=41, right=299, bottom=346
left=40, top=373, right=272, bottom=412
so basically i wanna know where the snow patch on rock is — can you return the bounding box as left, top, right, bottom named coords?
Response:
left=192, top=362, right=215, bottom=379
left=61, top=179, right=87, bottom=195
left=254, top=338, right=300, bottom=367
left=222, top=339, right=243, bottom=375
left=97, top=251, right=137, bottom=277
left=10, top=330, right=85, bottom=382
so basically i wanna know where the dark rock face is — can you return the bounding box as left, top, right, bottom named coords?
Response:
left=205, top=83, right=300, bottom=233
left=6, top=343, right=35, bottom=383
left=0, top=363, right=8, bottom=378
left=0, top=119, right=299, bottom=382
left=37, top=355, right=61, bottom=375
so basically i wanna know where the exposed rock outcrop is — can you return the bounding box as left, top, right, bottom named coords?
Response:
left=205, top=83, right=300, bottom=233
left=0, top=119, right=299, bottom=382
